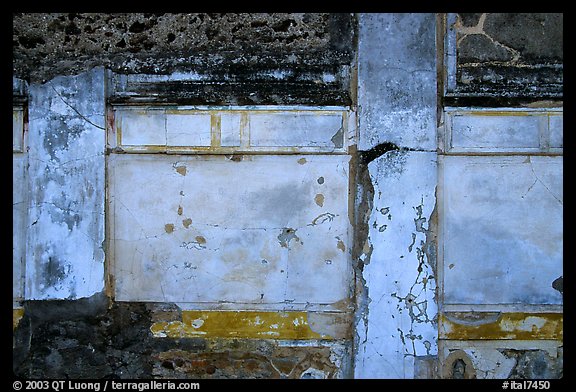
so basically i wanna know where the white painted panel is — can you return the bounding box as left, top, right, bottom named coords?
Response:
left=110, top=154, right=351, bottom=306
left=221, top=112, right=242, bottom=147
left=13, top=109, right=24, bottom=152
left=549, top=114, right=563, bottom=149
left=119, top=109, right=166, bottom=146
left=441, top=155, right=563, bottom=305
left=13, top=155, right=26, bottom=300
left=166, top=113, right=211, bottom=147
left=249, top=112, right=344, bottom=148
left=450, top=113, right=540, bottom=151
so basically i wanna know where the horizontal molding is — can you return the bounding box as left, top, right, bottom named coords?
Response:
left=109, top=106, right=353, bottom=154
left=440, top=312, right=563, bottom=341
left=150, top=310, right=351, bottom=340
left=441, top=108, right=562, bottom=154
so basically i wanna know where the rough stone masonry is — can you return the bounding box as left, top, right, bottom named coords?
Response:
left=13, top=13, right=562, bottom=379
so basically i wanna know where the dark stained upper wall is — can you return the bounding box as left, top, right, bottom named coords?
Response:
left=13, top=13, right=356, bottom=105
left=15, top=13, right=563, bottom=105
left=451, top=13, right=563, bottom=100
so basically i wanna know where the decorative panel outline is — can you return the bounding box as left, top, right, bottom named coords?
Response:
left=442, top=108, right=563, bottom=154
left=109, top=105, right=354, bottom=155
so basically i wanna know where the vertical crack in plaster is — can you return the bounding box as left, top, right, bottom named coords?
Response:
left=354, top=143, right=440, bottom=366
left=351, top=152, right=371, bottom=365
left=352, top=143, right=404, bottom=371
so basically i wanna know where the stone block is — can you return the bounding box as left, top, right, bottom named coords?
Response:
left=444, top=109, right=563, bottom=153
left=450, top=112, right=540, bottom=151
left=119, top=108, right=166, bottom=146
left=113, top=107, right=350, bottom=153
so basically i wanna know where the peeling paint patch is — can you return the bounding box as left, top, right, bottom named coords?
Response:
left=309, top=212, right=336, bottom=226
left=43, top=255, right=68, bottom=287
left=354, top=151, right=438, bottom=378
left=277, top=228, right=300, bottom=248
left=442, top=350, right=477, bottom=379
left=331, top=127, right=344, bottom=148
left=13, top=308, right=24, bottom=330
left=552, top=276, right=563, bottom=295
left=174, top=164, right=187, bottom=176
left=440, top=312, right=563, bottom=340
left=150, top=310, right=335, bottom=339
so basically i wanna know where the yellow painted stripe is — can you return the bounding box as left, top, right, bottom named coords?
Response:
left=440, top=312, right=563, bottom=340
left=465, top=111, right=549, bottom=117
left=150, top=310, right=332, bottom=340
left=13, top=308, right=24, bottom=330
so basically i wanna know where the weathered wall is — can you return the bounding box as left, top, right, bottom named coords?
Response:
left=353, top=13, right=439, bottom=379
left=13, top=295, right=352, bottom=379
left=13, top=13, right=354, bottom=106
left=23, top=68, right=106, bottom=300
left=437, top=109, right=563, bottom=379
left=12, top=13, right=562, bottom=380
left=445, top=13, right=563, bottom=101
left=13, top=13, right=357, bottom=379
left=438, top=12, right=563, bottom=379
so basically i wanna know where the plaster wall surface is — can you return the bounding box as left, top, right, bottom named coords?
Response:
left=24, top=68, right=106, bottom=300
left=440, top=155, right=563, bottom=305
left=354, top=151, right=438, bottom=378
left=354, top=13, right=439, bottom=379
left=11, top=12, right=563, bottom=380
left=110, top=154, right=352, bottom=307
left=14, top=105, right=26, bottom=302
left=357, top=13, right=437, bottom=151
left=437, top=107, right=563, bottom=378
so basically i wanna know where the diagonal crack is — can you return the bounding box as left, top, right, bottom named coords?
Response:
left=49, top=84, right=105, bottom=131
